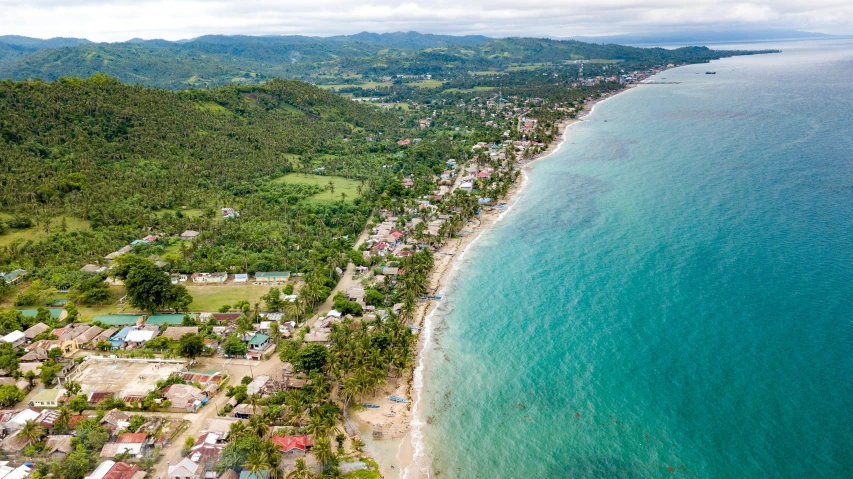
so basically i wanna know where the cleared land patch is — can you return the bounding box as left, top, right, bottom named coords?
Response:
left=272, top=173, right=362, bottom=203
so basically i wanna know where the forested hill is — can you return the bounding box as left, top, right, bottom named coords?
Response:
left=0, top=74, right=395, bottom=225
left=0, top=33, right=773, bottom=89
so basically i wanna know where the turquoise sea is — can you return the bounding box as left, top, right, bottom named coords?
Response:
left=412, top=39, right=853, bottom=478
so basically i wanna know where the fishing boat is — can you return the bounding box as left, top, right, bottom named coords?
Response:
left=362, top=404, right=380, bottom=409
left=388, top=396, right=410, bottom=403
left=706, top=71, right=716, bottom=74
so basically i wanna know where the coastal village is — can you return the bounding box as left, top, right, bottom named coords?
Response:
left=0, top=60, right=678, bottom=479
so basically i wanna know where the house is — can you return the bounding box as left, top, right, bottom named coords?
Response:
left=23, top=322, right=50, bottom=343
left=221, top=208, right=239, bottom=219
left=1, top=269, right=26, bottom=284
left=32, top=388, right=66, bottom=408
left=160, top=326, right=199, bottom=341
left=233, top=273, right=248, bottom=283
left=189, top=432, right=226, bottom=459
left=22, top=339, right=78, bottom=360
left=304, top=329, right=331, bottom=343
left=45, top=434, right=74, bottom=460
left=5, top=408, right=41, bottom=431
left=245, top=376, right=270, bottom=396
left=100, top=433, right=149, bottom=458
left=382, top=267, right=399, bottom=277
left=191, top=272, right=227, bottom=284
left=203, top=417, right=241, bottom=440
left=247, top=333, right=270, bottom=351
left=81, top=264, right=106, bottom=273
left=0, top=432, right=29, bottom=456
left=124, top=329, right=158, bottom=348
left=89, top=328, right=118, bottom=348
left=100, top=409, right=132, bottom=434
left=210, top=313, right=242, bottom=324
left=85, top=461, right=117, bottom=479
left=58, top=323, right=93, bottom=341
left=231, top=404, right=258, bottom=419
left=105, top=245, right=133, bottom=261
left=162, top=384, right=205, bottom=412
left=75, top=326, right=104, bottom=345
left=88, top=391, right=115, bottom=407
left=102, top=462, right=141, bottom=479
left=271, top=435, right=313, bottom=455
left=253, top=272, right=290, bottom=283
left=1, top=331, right=25, bottom=348
left=168, top=457, right=199, bottom=479
left=0, top=463, right=30, bottom=479
left=170, top=273, right=189, bottom=284
left=180, top=230, right=200, bottom=240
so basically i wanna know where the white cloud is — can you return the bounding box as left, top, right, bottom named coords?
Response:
left=0, top=0, right=850, bottom=41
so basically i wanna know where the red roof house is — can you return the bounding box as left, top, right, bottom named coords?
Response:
left=271, top=435, right=313, bottom=453
left=116, top=433, right=148, bottom=444
left=103, top=462, right=140, bottom=479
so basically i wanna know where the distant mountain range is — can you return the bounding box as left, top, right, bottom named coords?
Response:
left=570, top=29, right=833, bottom=45
left=0, top=30, right=778, bottom=89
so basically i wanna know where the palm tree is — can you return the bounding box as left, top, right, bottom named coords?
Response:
left=242, top=451, right=269, bottom=479
left=249, top=414, right=269, bottom=438
left=229, top=420, right=249, bottom=439
left=311, top=436, right=335, bottom=470
left=285, top=458, right=312, bottom=479
left=20, top=420, right=44, bottom=447
left=55, top=406, right=72, bottom=431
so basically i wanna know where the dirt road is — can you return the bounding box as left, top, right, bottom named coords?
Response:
left=152, top=356, right=284, bottom=479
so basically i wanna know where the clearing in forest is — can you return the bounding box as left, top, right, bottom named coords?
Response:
left=273, top=173, right=362, bottom=203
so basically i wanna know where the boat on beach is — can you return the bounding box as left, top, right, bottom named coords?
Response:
left=362, top=404, right=380, bottom=408
left=388, top=396, right=410, bottom=403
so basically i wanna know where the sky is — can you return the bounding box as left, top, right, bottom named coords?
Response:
left=1, top=0, right=851, bottom=42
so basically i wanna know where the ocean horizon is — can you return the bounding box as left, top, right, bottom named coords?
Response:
left=410, top=38, right=853, bottom=478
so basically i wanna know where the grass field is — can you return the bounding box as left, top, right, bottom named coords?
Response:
left=186, top=283, right=276, bottom=311
left=273, top=173, right=362, bottom=203
left=408, top=79, right=444, bottom=89
left=0, top=214, right=90, bottom=247
left=443, top=86, right=498, bottom=94
left=154, top=208, right=207, bottom=219
left=319, top=82, right=392, bottom=91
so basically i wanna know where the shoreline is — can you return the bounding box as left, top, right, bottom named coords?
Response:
left=353, top=86, right=633, bottom=478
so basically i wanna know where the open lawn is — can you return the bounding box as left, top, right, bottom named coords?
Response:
left=443, top=86, right=498, bottom=94
left=273, top=173, right=362, bottom=203
left=0, top=214, right=90, bottom=247
left=408, top=79, right=444, bottom=89
left=319, top=82, right=392, bottom=91
left=186, top=283, right=277, bottom=311
left=507, top=63, right=553, bottom=71
left=154, top=208, right=207, bottom=219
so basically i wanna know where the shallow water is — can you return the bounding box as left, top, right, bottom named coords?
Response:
left=417, top=39, right=853, bottom=478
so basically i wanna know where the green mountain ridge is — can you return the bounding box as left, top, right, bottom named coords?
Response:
left=0, top=32, right=772, bottom=89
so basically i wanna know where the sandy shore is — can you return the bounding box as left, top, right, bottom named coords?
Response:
left=352, top=88, right=630, bottom=478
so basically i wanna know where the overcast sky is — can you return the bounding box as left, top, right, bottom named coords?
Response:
left=1, top=0, right=851, bottom=42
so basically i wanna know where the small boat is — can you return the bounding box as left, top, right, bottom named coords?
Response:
left=362, top=404, right=380, bottom=409
left=706, top=71, right=716, bottom=74
left=388, top=396, right=410, bottom=403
